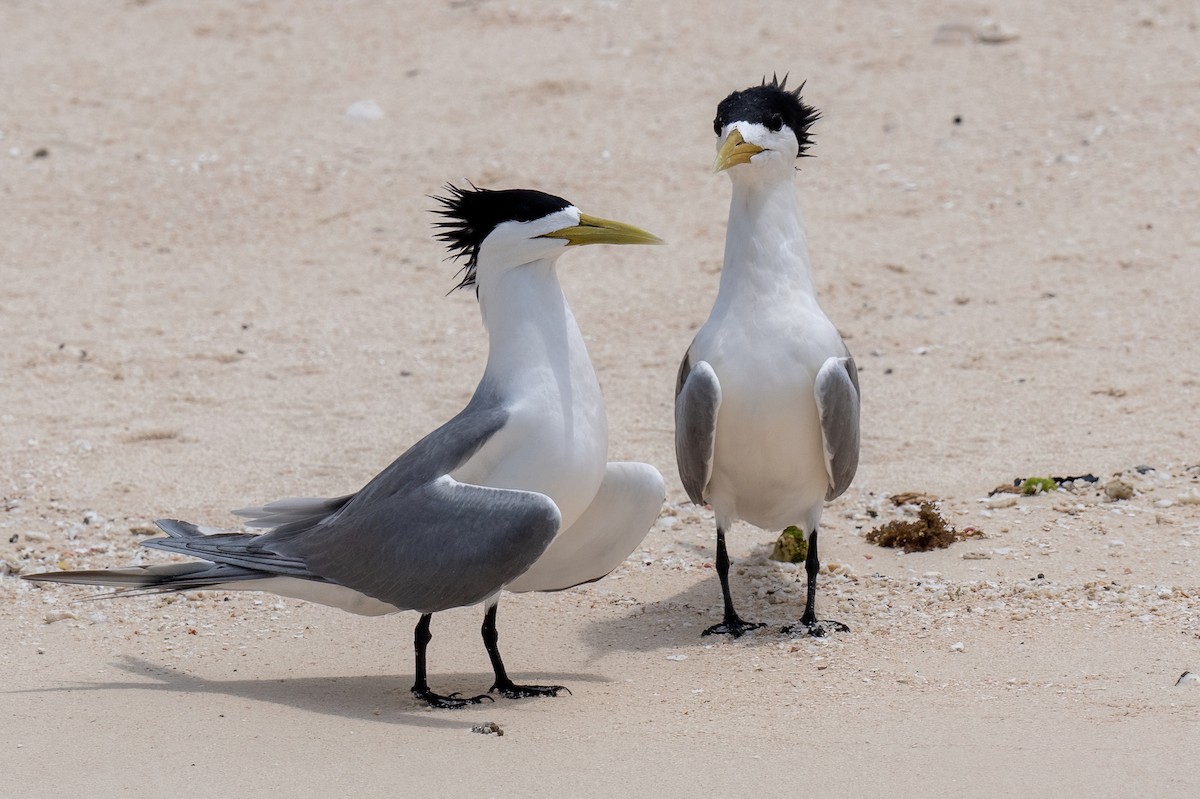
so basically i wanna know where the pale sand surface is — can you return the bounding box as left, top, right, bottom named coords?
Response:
left=3, top=2, right=1199, bottom=796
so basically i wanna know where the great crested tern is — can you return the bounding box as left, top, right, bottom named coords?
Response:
left=26, top=185, right=665, bottom=707
left=675, top=76, right=860, bottom=638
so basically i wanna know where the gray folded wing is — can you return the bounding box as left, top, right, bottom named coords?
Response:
left=674, top=353, right=722, bottom=506
left=814, top=354, right=861, bottom=501
left=261, top=476, right=560, bottom=613
left=146, top=389, right=561, bottom=613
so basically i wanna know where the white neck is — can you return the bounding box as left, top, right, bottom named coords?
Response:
left=467, top=256, right=609, bottom=527
left=717, top=168, right=816, bottom=304
left=477, top=258, right=601, bottom=416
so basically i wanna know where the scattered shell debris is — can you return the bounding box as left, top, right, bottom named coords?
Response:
left=470, top=721, right=504, bottom=736
left=5, top=464, right=1199, bottom=666
left=990, top=474, right=1099, bottom=496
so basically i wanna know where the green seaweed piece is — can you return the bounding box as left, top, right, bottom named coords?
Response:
left=770, top=525, right=809, bottom=563
left=1019, top=476, right=1058, bottom=495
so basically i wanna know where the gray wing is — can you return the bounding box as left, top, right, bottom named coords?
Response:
left=149, top=474, right=561, bottom=613
left=814, top=354, right=861, bottom=501
left=263, top=476, right=560, bottom=613
left=252, top=388, right=562, bottom=612
left=239, top=385, right=511, bottom=540
left=674, top=352, right=721, bottom=506
left=158, top=386, right=560, bottom=613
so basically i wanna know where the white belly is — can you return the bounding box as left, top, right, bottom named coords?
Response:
left=708, top=383, right=828, bottom=531
left=693, top=307, right=841, bottom=532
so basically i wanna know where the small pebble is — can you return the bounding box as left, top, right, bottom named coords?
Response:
left=950, top=641, right=965, bottom=652
left=666, top=654, right=688, bottom=662
left=1176, top=489, right=1200, bottom=505
left=1176, top=671, right=1199, bottom=687
left=344, top=99, right=384, bottom=121
left=974, top=18, right=1020, bottom=43
left=44, top=610, right=78, bottom=624
left=1104, top=479, right=1134, bottom=501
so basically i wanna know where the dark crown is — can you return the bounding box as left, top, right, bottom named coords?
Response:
left=431, top=184, right=572, bottom=291
left=713, top=74, right=820, bottom=158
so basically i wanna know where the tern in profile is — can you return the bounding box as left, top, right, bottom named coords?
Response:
left=27, top=184, right=666, bottom=707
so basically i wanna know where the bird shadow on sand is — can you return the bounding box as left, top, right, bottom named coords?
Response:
left=577, top=568, right=824, bottom=660
left=11, top=655, right=606, bottom=728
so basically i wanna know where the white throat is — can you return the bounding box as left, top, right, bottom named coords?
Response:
left=718, top=167, right=817, bottom=304
left=465, top=255, right=608, bottom=528
left=477, top=259, right=576, bottom=389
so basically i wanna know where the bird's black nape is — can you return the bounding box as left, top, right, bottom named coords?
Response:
left=713, top=73, right=820, bottom=158
left=431, top=183, right=573, bottom=292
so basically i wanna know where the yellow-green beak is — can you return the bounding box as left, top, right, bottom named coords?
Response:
left=713, top=128, right=764, bottom=173
left=540, top=213, right=664, bottom=247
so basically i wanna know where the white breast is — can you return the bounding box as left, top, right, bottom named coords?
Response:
left=451, top=260, right=608, bottom=530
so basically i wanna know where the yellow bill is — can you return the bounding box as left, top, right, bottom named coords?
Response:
left=541, top=213, right=664, bottom=246
left=713, top=128, right=764, bottom=172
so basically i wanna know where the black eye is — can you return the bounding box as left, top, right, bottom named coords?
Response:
left=713, top=116, right=722, bottom=136
left=768, top=113, right=783, bottom=132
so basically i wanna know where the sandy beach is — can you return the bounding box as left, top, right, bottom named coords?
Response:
left=3, top=1, right=1198, bottom=796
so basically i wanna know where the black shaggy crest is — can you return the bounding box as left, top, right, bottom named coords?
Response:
left=713, top=73, right=820, bottom=158
left=431, top=183, right=572, bottom=292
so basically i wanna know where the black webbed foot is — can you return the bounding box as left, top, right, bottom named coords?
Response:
left=781, top=528, right=848, bottom=638
left=490, top=680, right=571, bottom=699
left=702, top=615, right=766, bottom=638
left=411, top=687, right=495, bottom=709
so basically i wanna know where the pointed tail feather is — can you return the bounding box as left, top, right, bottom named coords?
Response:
left=22, top=561, right=269, bottom=593
left=23, top=518, right=306, bottom=593
left=232, top=494, right=354, bottom=529
left=144, top=519, right=313, bottom=576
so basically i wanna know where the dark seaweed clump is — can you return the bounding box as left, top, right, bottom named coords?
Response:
left=865, top=503, right=957, bottom=552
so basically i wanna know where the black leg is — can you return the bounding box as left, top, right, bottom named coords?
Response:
left=482, top=603, right=570, bottom=699
left=410, top=613, right=493, bottom=708
left=702, top=524, right=765, bottom=638
left=783, top=528, right=849, bottom=637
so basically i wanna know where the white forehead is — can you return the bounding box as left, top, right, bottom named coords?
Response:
left=485, top=205, right=580, bottom=243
